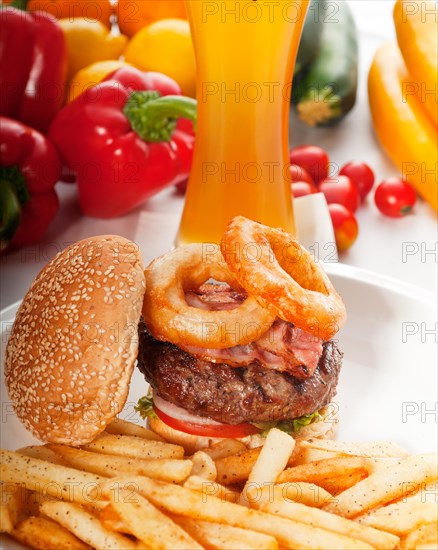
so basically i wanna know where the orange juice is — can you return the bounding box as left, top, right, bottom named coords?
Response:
left=176, top=0, right=309, bottom=245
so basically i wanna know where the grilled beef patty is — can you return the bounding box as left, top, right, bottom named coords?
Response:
left=137, top=320, right=343, bottom=424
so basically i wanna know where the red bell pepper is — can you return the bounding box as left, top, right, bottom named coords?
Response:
left=48, top=66, right=196, bottom=218
left=0, top=117, right=60, bottom=252
left=0, top=0, right=67, bottom=133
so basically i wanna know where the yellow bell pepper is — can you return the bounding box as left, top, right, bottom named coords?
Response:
left=368, top=42, right=438, bottom=212
left=68, top=60, right=131, bottom=102
left=59, top=18, right=127, bottom=81
left=124, top=19, right=196, bottom=98
left=394, top=0, right=438, bottom=126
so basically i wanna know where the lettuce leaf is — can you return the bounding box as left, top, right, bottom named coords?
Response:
left=135, top=395, right=157, bottom=420
left=252, top=411, right=322, bottom=438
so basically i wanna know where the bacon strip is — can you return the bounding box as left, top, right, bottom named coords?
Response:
left=185, top=285, right=323, bottom=378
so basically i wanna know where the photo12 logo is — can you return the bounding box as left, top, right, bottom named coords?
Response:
left=402, top=322, right=438, bottom=343
left=402, top=402, right=438, bottom=424
left=400, top=1, right=438, bottom=23
left=201, top=1, right=307, bottom=24
left=401, top=81, right=438, bottom=104
left=402, top=241, right=438, bottom=263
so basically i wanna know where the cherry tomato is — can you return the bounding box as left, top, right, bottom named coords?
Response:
left=289, top=145, right=329, bottom=184
left=319, top=175, right=360, bottom=212
left=339, top=161, right=375, bottom=201
left=175, top=178, right=188, bottom=193
left=291, top=181, right=318, bottom=198
left=289, top=163, right=314, bottom=185
left=328, top=203, right=359, bottom=252
left=374, top=177, right=417, bottom=217
left=154, top=405, right=260, bottom=438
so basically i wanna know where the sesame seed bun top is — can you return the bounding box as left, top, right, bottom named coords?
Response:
left=5, top=235, right=146, bottom=446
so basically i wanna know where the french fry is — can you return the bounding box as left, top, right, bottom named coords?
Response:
left=215, top=447, right=262, bottom=485
left=292, top=447, right=341, bottom=465
left=171, top=514, right=279, bottom=550
left=14, top=488, right=90, bottom=519
left=17, top=446, right=69, bottom=466
left=48, top=444, right=192, bottom=483
left=256, top=499, right=400, bottom=549
left=1, top=487, right=59, bottom=525
left=401, top=522, right=438, bottom=549
left=81, top=500, right=108, bottom=515
left=102, top=488, right=202, bottom=549
left=202, top=439, right=247, bottom=460
left=81, top=432, right=184, bottom=459
left=183, top=475, right=240, bottom=503
left=105, top=418, right=165, bottom=441
left=331, top=471, right=372, bottom=495
left=248, top=482, right=332, bottom=508
left=104, top=476, right=374, bottom=549
left=17, top=490, right=42, bottom=519
left=301, top=439, right=410, bottom=459
left=278, top=456, right=371, bottom=494
left=396, top=481, right=438, bottom=504
left=41, top=500, right=137, bottom=550
left=10, top=516, right=91, bottom=550
left=2, top=421, right=435, bottom=550
left=0, top=483, right=25, bottom=533
left=356, top=500, right=438, bottom=535
left=0, top=450, right=103, bottom=505
left=240, top=429, right=295, bottom=506
left=324, top=453, right=438, bottom=518
left=190, top=451, right=217, bottom=481
left=99, top=504, right=127, bottom=533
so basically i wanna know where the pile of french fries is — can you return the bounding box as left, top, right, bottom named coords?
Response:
left=1, top=418, right=437, bottom=550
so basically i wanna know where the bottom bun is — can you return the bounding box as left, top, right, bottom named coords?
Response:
left=147, top=403, right=339, bottom=455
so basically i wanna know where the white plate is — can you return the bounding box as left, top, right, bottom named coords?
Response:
left=1, top=264, right=437, bottom=549
left=324, top=263, right=437, bottom=453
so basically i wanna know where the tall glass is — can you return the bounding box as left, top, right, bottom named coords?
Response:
left=176, top=0, right=310, bottom=245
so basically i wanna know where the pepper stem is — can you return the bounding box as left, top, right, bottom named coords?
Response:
left=0, top=180, right=22, bottom=251
left=124, top=91, right=197, bottom=143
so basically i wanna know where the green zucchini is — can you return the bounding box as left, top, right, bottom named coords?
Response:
left=294, top=0, right=325, bottom=77
left=294, top=0, right=358, bottom=127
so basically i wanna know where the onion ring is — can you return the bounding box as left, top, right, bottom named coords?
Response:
left=143, top=244, right=275, bottom=349
left=220, top=216, right=346, bottom=341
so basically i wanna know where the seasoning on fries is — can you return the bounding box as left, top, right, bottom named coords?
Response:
left=323, top=453, right=438, bottom=518
left=1, top=419, right=437, bottom=549
left=10, top=516, right=90, bottom=550
left=47, top=443, right=193, bottom=483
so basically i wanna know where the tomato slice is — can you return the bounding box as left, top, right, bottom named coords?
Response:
left=153, top=405, right=260, bottom=438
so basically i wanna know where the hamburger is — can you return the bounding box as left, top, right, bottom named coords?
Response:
left=136, top=308, right=343, bottom=450
left=136, top=218, right=346, bottom=449
left=5, top=221, right=345, bottom=450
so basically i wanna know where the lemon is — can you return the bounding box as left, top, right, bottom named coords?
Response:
left=59, top=18, right=128, bottom=81
left=68, top=60, right=130, bottom=102
left=124, top=18, right=196, bottom=98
